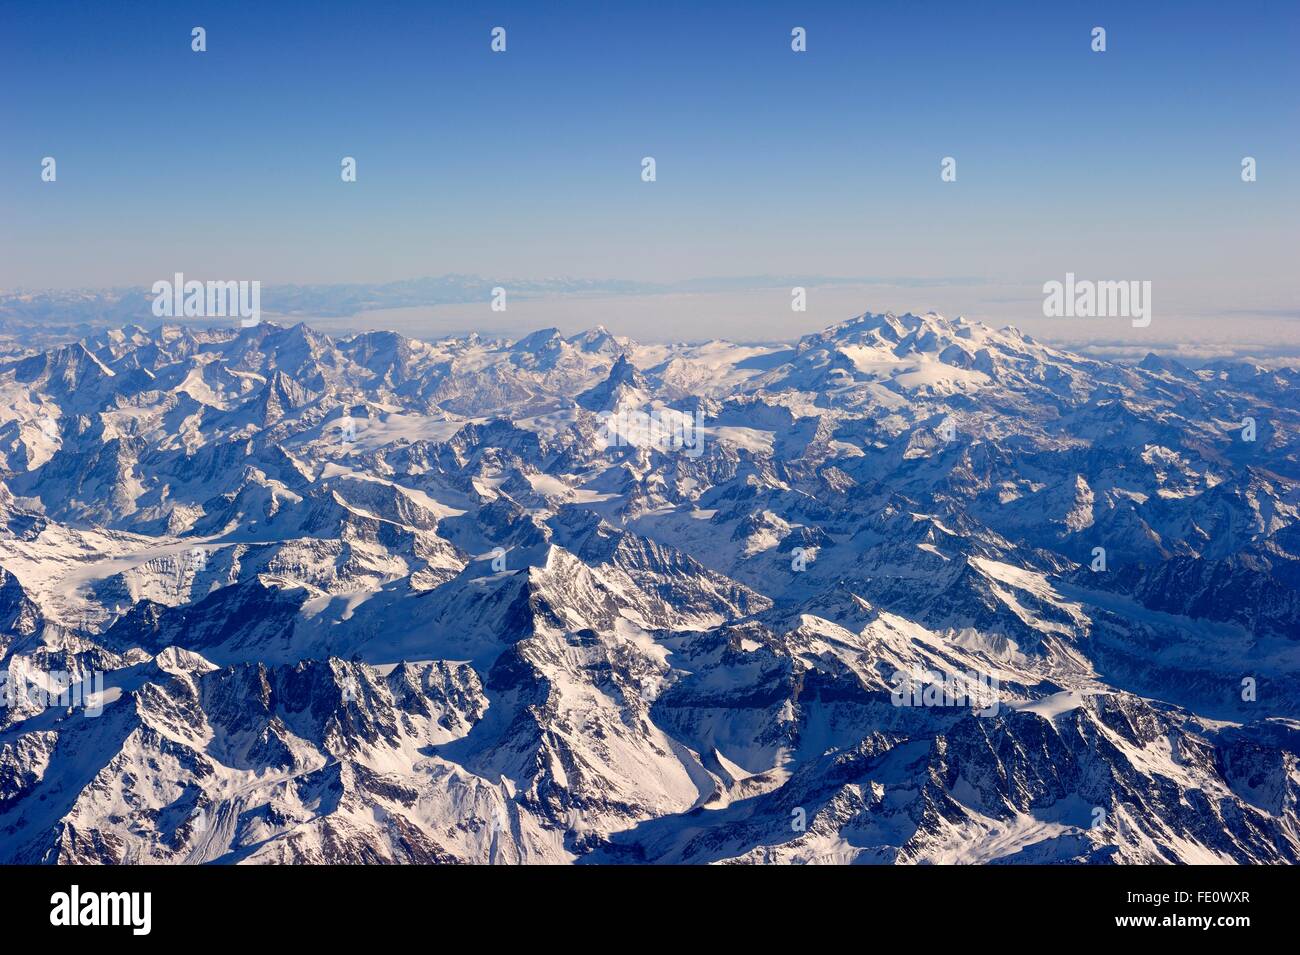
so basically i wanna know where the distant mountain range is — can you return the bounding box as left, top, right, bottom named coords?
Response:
left=0, top=275, right=932, bottom=329
left=0, top=311, right=1296, bottom=863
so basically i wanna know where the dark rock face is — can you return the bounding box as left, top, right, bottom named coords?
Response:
left=0, top=314, right=1297, bottom=863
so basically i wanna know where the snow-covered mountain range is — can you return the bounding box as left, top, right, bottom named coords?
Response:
left=1, top=311, right=1297, bottom=864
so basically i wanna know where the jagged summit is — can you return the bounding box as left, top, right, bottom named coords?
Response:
left=0, top=311, right=1296, bottom=864
left=576, top=353, right=651, bottom=411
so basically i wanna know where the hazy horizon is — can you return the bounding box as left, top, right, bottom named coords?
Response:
left=3, top=273, right=1297, bottom=366
left=3, top=0, right=1296, bottom=354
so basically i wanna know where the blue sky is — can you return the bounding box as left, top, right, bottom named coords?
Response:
left=1, top=0, right=1296, bottom=342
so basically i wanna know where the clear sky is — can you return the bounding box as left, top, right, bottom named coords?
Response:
left=2, top=0, right=1297, bottom=346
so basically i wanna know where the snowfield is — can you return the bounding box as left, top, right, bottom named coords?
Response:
left=0, top=310, right=1297, bottom=864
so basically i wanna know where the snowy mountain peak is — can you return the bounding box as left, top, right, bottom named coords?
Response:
left=0, top=311, right=1296, bottom=864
